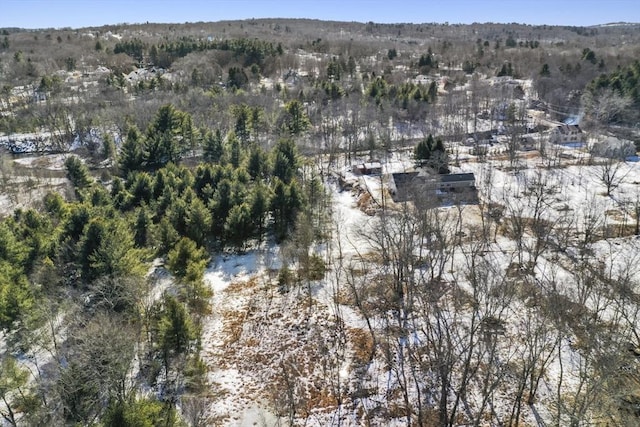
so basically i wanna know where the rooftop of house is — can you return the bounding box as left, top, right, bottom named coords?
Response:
left=391, top=171, right=420, bottom=183
left=441, top=173, right=476, bottom=183
left=553, top=124, right=582, bottom=134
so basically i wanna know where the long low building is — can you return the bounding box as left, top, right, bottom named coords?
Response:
left=440, top=173, right=476, bottom=189
left=389, top=171, right=477, bottom=204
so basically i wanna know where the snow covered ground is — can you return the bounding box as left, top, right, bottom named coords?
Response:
left=2, top=140, right=639, bottom=425
left=197, top=146, right=640, bottom=425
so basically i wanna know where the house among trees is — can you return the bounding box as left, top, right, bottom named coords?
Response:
left=591, top=136, right=636, bottom=159
left=440, top=173, right=476, bottom=190
left=413, top=74, right=431, bottom=85
left=550, top=124, right=584, bottom=145
left=465, top=130, right=494, bottom=145
left=519, top=136, right=536, bottom=151
left=389, top=171, right=477, bottom=204
left=389, top=171, right=424, bottom=202
left=352, top=161, right=383, bottom=175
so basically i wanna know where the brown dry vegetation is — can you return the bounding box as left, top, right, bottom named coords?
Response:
left=346, top=326, right=375, bottom=367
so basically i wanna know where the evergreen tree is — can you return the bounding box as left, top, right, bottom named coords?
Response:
left=134, top=208, right=151, bottom=248
left=224, top=203, right=253, bottom=251
left=250, top=184, right=269, bottom=243
left=181, top=113, right=200, bottom=156
left=431, top=137, right=450, bottom=174
left=103, top=397, right=175, bottom=427
left=582, top=48, right=597, bottom=64
left=89, top=186, right=111, bottom=207
left=224, top=131, right=242, bottom=168
left=0, top=221, right=29, bottom=267
left=144, top=104, right=188, bottom=170
left=414, top=138, right=432, bottom=162
left=281, top=100, right=310, bottom=136
left=154, top=216, right=179, bottom=256
left=270, top=179, right=304, bottom=242
left=62, top=203, right=92, bottom=244
left=210, top=178, right=233, bottom=238
left=127, top=171, right=153, bottom=207
left=227, top=66, right=248, bottom=90
left=78, top=218, right=107, bottom=281
left=272, top=138, right=298, bottom=183
left=497, top=62, right=513, bottom=77
left=0, top=261, right=33, bottom=331
left=111, top=177, right=132, bottom=210
left=156, top=294, right=197, bottom=375
left=232, top=104, right=252, bottom=145
left=250, top=106, right=263, bottom=142
left=418, top=52, right=433, bottom=68
left=167, top=195, right=189, bottom=237
left=102, top=133, right=116, bottom=161
left=167, top=237, right=208, bottom=279
left=540, top=63, right=551, bottom=77
left=64, top=156, right=93, bottom=189
left=203, top=129, right=224, bottom=163
left=185, top=197, right=212, bottom=247
left=44, top=191, right=69, bottom=221
left=248, top=144, right=268, bottom=180
left=119, top=126, right=145, bottom=176
left=166, top=236, right=210, bottom=314
left=82, top=218, right=146, bottom=282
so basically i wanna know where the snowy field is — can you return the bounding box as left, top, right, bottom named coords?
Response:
left=2, top=143, right=640, bottom=425
left=194, top=147, right=640, bottom=425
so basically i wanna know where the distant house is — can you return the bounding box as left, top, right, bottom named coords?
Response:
left=550, top=124, right=584, bottom=144
left=519, top=136, right=536, bottom=151
left=282, top=69, right=301, bottom=87
left=471, top=144, right=490, bottom=156
left=32, top=89, right=47, bottom=103
left=353, top=161, right=383, bottom=176
left=591, top=136, right=636, bottom=159
left=492, top=102, right=509, bottom=121
left=413, top=74, right=431, bottom=85
left=466, top=130, right=494, bottom=145
left=529, top=99, right=547, bottom=111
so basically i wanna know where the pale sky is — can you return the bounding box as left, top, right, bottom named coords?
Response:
left=1, top=0, right=639, bottom=29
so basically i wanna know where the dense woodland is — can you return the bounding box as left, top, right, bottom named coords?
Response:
left=1, top=18, right=640, bottom=426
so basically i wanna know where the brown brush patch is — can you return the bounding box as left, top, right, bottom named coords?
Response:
left=226, top=276, right=260, bottom=294
left=221, top=308, right=247, bottom=346
left=357, top=250, right=385, bottom=264
left=602, top=223, right=637, bottom=239
left=334, top=286, right=355, bottom=306
left=388, top=403, right=411, bottom=419
left=208, top=414, right=231, bottom=425
left=306, top=386, right=339, bottom=413
left=347, top=326, right=375, bottom=367
left=605, top=209, right=626, bottom=221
